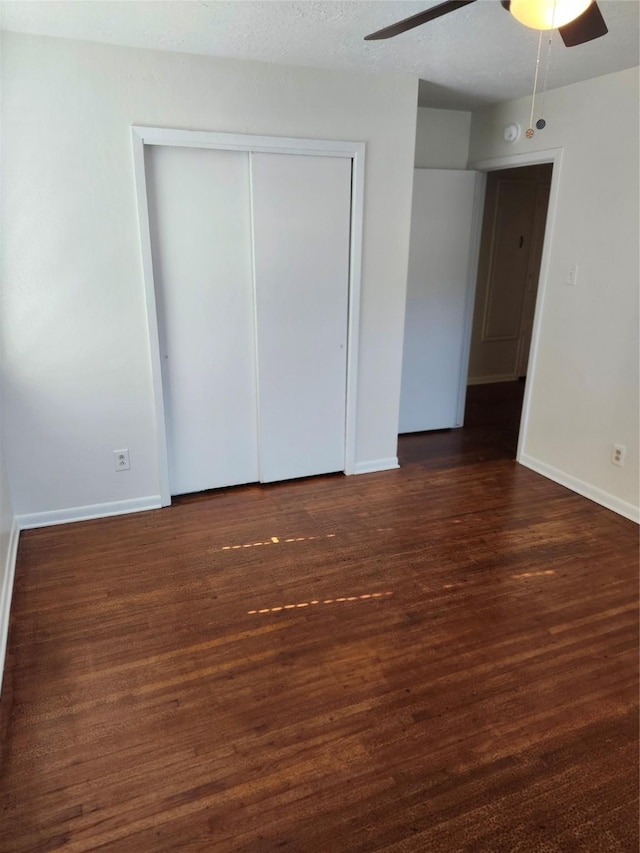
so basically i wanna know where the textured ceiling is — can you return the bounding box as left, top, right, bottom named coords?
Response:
left=1, top=0, right=638, bottom=109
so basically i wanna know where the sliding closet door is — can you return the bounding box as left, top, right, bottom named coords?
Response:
left=251, top=153, right=351, bottom=483
left=145, top=146, right=259, bottom=495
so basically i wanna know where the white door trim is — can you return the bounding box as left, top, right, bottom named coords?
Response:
left=131, top=126, right=365, bottom=506
left=468, top=146, right=564, bottom=464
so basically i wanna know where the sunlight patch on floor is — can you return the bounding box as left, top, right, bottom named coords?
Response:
left=512, top=569, right=556, bottom=579
left=221, top=533, right=336, bottom=551
left=248, top=591, right=393, bottom=615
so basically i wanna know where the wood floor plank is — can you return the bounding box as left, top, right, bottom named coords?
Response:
left=0, top=384, right=637, bottom=852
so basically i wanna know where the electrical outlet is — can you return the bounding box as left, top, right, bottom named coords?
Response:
left=114, top=449, right=130, bottom=471
left=566, top=265, right=578, bottom=286
left=611, top=444, right=626, bottom=467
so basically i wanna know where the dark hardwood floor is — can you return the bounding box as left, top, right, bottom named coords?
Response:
left=1, top=384, right=638, bottom=852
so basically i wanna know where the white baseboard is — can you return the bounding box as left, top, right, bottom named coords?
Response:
left=467, top=374, right=518, bottom=386
left=350, top=457, right=399, bottom=475
left=0, top=518, right=21, bottom=696
left=519, top=453, right=640, bottom=523
left=15, top=495, right=162, bottom=530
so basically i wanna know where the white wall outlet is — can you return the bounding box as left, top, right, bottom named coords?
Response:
left=566, top=265, right=578, bottom=286
left=114, top=449, right=130, bottom=471
left=611, top=444, right=626, bottom=467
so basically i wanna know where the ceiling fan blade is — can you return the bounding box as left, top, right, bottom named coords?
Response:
left=559, top=1, right=608, bottom=46
left=364, top=0, right=477, bottom=40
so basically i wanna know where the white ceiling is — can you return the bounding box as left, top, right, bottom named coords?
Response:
left=1, top=0, right=638, bottom=109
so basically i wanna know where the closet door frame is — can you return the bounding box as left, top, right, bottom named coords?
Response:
left=131, top=126, right=365, bottom=507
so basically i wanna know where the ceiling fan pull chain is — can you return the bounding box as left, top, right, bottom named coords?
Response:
left=536, top=30, right=554, bottom=129
left=527, top=29, right=544, bottom=138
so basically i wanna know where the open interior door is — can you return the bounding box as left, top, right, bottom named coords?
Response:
left=399, top=169, right=481, bottom=434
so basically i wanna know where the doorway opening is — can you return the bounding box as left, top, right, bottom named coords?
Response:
left=464, top=162, right=553, bottom=458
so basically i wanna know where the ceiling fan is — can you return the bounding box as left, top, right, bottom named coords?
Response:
left=364, top=0, right=608, bottom=47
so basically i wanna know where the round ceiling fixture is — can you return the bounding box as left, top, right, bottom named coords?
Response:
left=509, top=0, right=591, bottom=30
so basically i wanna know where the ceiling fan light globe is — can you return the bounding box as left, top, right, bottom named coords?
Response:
left=509, top=0, right=592, bottom=30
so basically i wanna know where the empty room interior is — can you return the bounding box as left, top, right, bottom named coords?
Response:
left=0, top=1, right=638, bottom=850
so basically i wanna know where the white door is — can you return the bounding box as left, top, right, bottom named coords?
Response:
left=251, top=153, right=351, bottom=482
left=145, top=145, right=259, bottom=495
left=146, top=147, right=351, bottom=494
left=399, top=169, right=478, bottom=433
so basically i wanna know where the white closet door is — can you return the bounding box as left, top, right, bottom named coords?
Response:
left=145, top=145, right=259, bottom=494
left=251, top=153, right=351, bottom=483
left=399, top=169, right=478, bottom=433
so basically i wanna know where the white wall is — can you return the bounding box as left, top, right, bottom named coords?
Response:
left=414, top=107, right=471, bottom=169
left=0, top=446, right=14, bottom=577
left=469, top=67, right=639, bottom=521
left=0, top=433, right=18, bottom=693
left=1, top=32, right=418, bottom=520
